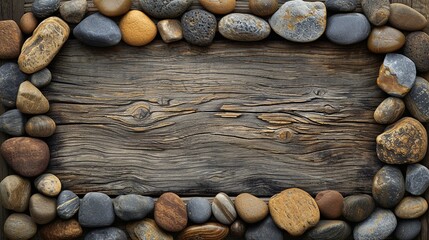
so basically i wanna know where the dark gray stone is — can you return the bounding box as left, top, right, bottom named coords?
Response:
left=78, top=192, right=115, bottom=228
left=73, top=13, right=121, bottom=47
left=326, top=13, right=371, bottom=45
left=187, top=197, right=212, bottom=224
left=181, top=10, right=217, bottom=47
left=342, top=194, right=375, bottom=222
left=113, top=194, right=154, bottom=221
left=32, top=0, right=61, bottom=18
left=302, top=220, right=351, bottom=240
left=403, top=31, right=429, bottom=73
left=394, top=219, right=421, bottom=240
left=219, top=13, right=270, bottom=42
left=56, top=190, right=80, bottom=219
left=353, top=208, right=397, bottom=240
left=372, top=165, right=405, bottom=208
left=59, top=0, right=87, bottom=24
left=325, top=0, right=357, bottom=12
left=85, top=227, right=127, bottom=240
left=30, top=68, right=51, bottom=88
left=406, top=163, right=429, bottom=196
left=245, top=216, right=283, bottom=240
left=0, top=109, right=26, bottom=136
left=0, top=62, right=27, bottom=108
left=405, top=77, right=429, bottom=122
left=139, top=0, right=193, bottom=19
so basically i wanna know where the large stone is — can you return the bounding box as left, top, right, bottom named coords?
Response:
left=127, top=218, right=173, bottom=240
left=177, top=223, right=230, bottom=240
left=302, top=220, right=351, bottom=240
left=187, top=197, right=212, bottom=224
left=0, top=20, right=22, bottom=59
left=406, top=77, right=429, bottom=123
left=119, top=10, right=157, bottom=47
left=245, top=216, right=283, bottom=240
left=212, top=192, right=237, bottom=225
left=342, top=194, right=375, bottom=222
left=353, top=208, right=397, bottom=240
left=16, top=81, right=50, bottom=114
left=155, top=192, right=187, bottom=232
left=403, top=32, right=429, bottom=73
left=367, top=26, right=406, bottom=54
left=394, top=219, right=421, bottom=240
left=0, top=62, right=27, bottom=108
left=57, top=190, right=80, bottom=219
left=394, top=196, right=428, bottom=219
left=25, top=115, right=57, bottom=137
left=372, top=165, right=405, bottom=208
left=4, top=213, right=37, bottom=240
left=389, top=3, right=428, bottom=31
left=40, top=219, right=83, bottom=240
left=94, top=0, right=130, bottom=17
left=29, top=193, right=57, bottom=224
left=139, top=0, right=193, bottom=19
left=32, top=0, right=61, bottom=18
left=181, top=9, right=217, bottom=47
left=0, top=109, right=27, bottom=136
left=361, top=0, right=390, bottom=26
left=325, top=13, right=371, bottom=45
left=85, top=227, right=127, bottom=240
left=113, top=194, right=154, bottom=221
left=79, top=192, right=115, bottom=228
left=235, top=193, right=268, bottom=224
left=59, top=0, right=87, bottom=24
left=0, top=175, right=31, bottom=212
left=406, top=164, right=429, bottom=195
left=35, top=173, right=61, bottom=197
left=73, top=13, right=121, bottom=47
left=219, top=13, right=271, bottom=42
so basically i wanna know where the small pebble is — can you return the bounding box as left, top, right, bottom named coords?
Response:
left=0, top=109, right=27, bottom=136
left=79, top=192, right=115, bottom=228
left=361, top=0, right=390, bottom=26
left=0, top=175, right=31, bottom=212
left=353, top=208, right=397, bottom=240
left=157, top=19, right=183, bottom=44
left=326, top=13, right=371, bottom=45
left=248, top=0, right=278, bottom=17
left=19, top=12, right=38, bottom=34
left=187, top=197, right=212, bottom=224
left=373, top=97, right=405, bottom=124
left=35, top=173, right=61, bottom=197
left=367, top=26, right=406, bottom=54
left=212, top=192, right=237, bottom=225
left=230, top=219, right=246, bottom=238
left=0, top=20, right=22, bottom=59
left=40, top=219, right=83, bottom=240
left=155, top=192, right=187, bottom=232
left=406, top=163, right=429, bottom=195
left=372, top=165, right=405, bottom=208
left=94, top=0, right=130, bottom=17
left=113, top=194, right=154, bottom=221
left=394, top=219, right=421, bottom=240
left=30, top=68, right=52, bottom=88
left=0, top=62, right=27, bottom=107
left=32, top=0, right=61, bottom=18
left=181, top=9, right=217, bottom=47
left=199, top=0, right=236, bottom=15
left=139, top=0, right=193, bottom=19
left=126, top=218, right=173, bottom=240
left=57, top=190, right=80, bottom=219
left=325, top=0, right=357, bottom=12
left=342, top=194, right=375, bottom=222
left=405, top=77, right=429, bottom=123
left=245, top=216, right=283, bottom=240
left=29, top=193, right=57, bottom=224
left=394, top=196, right=428, bottom=219
left=315, top=190, right=344, bottom=219
left=403, top=31, right=429, bottom=73
left=302, top=220, right=351, bottom=240
left=4, top=213, right=37, bottom=240
left=119, top=10, right=157, bottom=47
left=85, top=227, right=127, bottom=240
left=60, top=0, right=87, bottom=24
left=25, top=115, right=57, bottom=138
left=219, top=13, right=271, bottom=42
left=389, top=3, right=428, bottom=31
left=73, top=13, right=121, bottom=47
left=235, top=193, right=268, bottom=224
left=177, top=223, right=230, bottom=240
left=17, top=81, right=50, bottom=114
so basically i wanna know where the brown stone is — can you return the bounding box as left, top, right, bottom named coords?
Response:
left=230, top=219, right=246, bottom=238
left=155, top=192, right=187, bottom=232
left=59, top=0, right=88, bottom=24
left=177, top=223, right=229, bottom=240
left=29, top=193, right=57, bottom=224
left=0, top=20, right=22, bottom=59
left=157, top=19, right=183, bottom=44
left=127, top=218, right=173, bottom=240
left=394, top=196, right=428, bottom=219
left=361, top=0, right=390, bottom=26
left=235, top=193, right=268, bottom=223
left=199, top=0, right=236, bottom=15
left=40, top=219, right=84, bottom=240
left=376, top=117, right=428, bottom=164
left=269, top=188, right=320, bottom=236
left=315, top=190, right=344, bottom=219
left=94, top=0, right=131, bottom=17
left=389, top=3, right=428, bottom=31
left=0, top=175, right=31, bottom=212
left=35, top=173, right=62, bottom=197
left=373, top=97, right=405, bottom=124
left=19, top=12, right=38, bottom=35
left=403, top=31, right=429, bottom=73
left=119, top=10, right=157, bottom=47
left=406, top=77, right=429, bottom=123
left=367, top=26, right=405, bottom=54
left=16, top=81, right=50, bottom=114
left=4, top=213, right=37, bottom=240
left=249, top=0, right=278, bottom=17
left=25, top=115, right=57, bottom=137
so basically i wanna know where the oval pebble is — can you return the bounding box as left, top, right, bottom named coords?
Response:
left=394, top=219, right=421, bottom=240
left=245, top=216, right=283, bottom=240
left=25, top=115, right=56, bottom=138
left=187, top=197, right=212, bottom=224
left=19, top=12, right=38, bottom=34
left=326, top=13, right=371, bottom=45
left=79, top=192, right=115, bottom=228
left=181, top=9, right=217, bottom=47
left=353, top=208, right=397, bottom=240
left=119, top=10, right=157, bottom=47
left=4, top=213, right=37, bottom=240
left=30, top=68, right=52, bottom=88
left=373, top=97, right=405, bottom=124
left=139, top=0, right=193, bottom=19
left=389, top=3, right=428, bottom=31
left=302, top=220, right=351, bottom=240
left=94, top=0, right=130, bottom=17
left=113, top=194, right=154, bottom=221
left=32, top=0, right=61, bottom=18
left=372, top=165, right=405, bottom=208
left=219, top=13, right=270, bottom=42
left=177, top=223, right=229, bottom=240
left=361, top=0, right=390, bottom=26
left=394, top=196, right=428, bottom=219
left=367, top=26, right=405, bottom=54
left=40, top=219, right=83, bottom=240
left=35, top=173, right=61, bottom=197
left=73, top=13, right=121, bottom=47
left=325, top=0, right=357, bottom=12
left=85, top=227, right=127, bottom=240
left=248, top=0, right=278, bottom=17
left=315, top=190, right=344, bottom=219
left=342, top=194, right=375, bottom=222
left=406, top=164, right=429, bottom=195
left=199, top=0, right=236, bottom=15
left=230, top=219, right=246, bottom=238
left=57, top=190, right=80, bottom=219
left=403, top=31, right=429, bottom=73
left=0, top=109, right=27, bottom=136
left=212, top=192, right=237, bottom=225
left=155, top=192, right=187, bottom=232
left=29, top=193, right=57, bottom=225
left=235, top=193, right=268, bottom=224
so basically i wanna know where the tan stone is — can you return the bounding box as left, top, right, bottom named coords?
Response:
left=0, top=20, right=22, bottom=59
left=394, top=196, right=428, bottom=219
left=367, top=26, right=405, bottom=54
left=154, top=192, right=187, bottom=232
left=127, top=218, right=173, bottom=240
left=29, top=193, right=57, bottom=224
left=0, top=175, right=31, bottom=212
left=40, top=219, right=83, bottom=240
left=120, top=10, right=157, bottom=47
left=16, top=81, right=50, bottom=114
left=157, top=19, right=183, bottom=44
left=389, top=3, right=428, bottom=31
left=235, top=193, right=268, bottom=223
left=4, top=213, right=37, bottom=240
left=94, top=0, right=131, bottom=17
left=373, top=97, right=405, bottom=124
left=35, top=173, right=62, bottom=197
left=199, top=0, right=236, bottom=15
left=249, top=0, right=278, bottom=17
left=177, top=223, right=229, bottom=240
left=19, top=12, right=38, bottom=35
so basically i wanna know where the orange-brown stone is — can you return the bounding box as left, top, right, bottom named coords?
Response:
left=367, top=26, right=405, bottom=54
left=0, top=20, right=22, bottom=59
left=40, top=219, right=83, bottom=240
left=199, top=0, right=236, bottom=15
left=235, top=193, right=268, bottom=223
left=120, top=10, right=157, bottom=47
left=389, top=3, right=428, bottom=31
left=154, top=192, right=187, bottom=232
left=94, top=0, right=131, bottom=17
left=177, top=223, right=229, bottom=240
left=19, top=12, right=38, bottom=35
left=127, top=218, right=173, bottom=240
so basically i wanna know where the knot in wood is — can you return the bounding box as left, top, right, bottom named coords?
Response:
left=130, top=104, right=150, bottom=120
left=275, top=128, right=295, bottom=143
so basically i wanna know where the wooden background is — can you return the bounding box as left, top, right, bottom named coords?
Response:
left=1, top=0, right=429, bottom=239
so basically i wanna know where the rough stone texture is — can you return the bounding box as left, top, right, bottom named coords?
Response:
left=199, top=0, right=236, bottom=15
left=119, top=10, right=157, bottom=47
left=394, top=219, right=421, bottom=240
left=40, top=219, right=83, bottom=240
left=219, top=13, right=271, bottom=42
left=157, top=19, right=183, bottom=44
left=4, top=213, right=37, bottom=240
left=79, top=192, right=115, bottom=228
left=85, top=227, right=127, bottom=240
left=245, top=216, right=283, bottom=240
left=342, top=194, right=375, bottom=222
left=389, top=3, right=428, bottom=31
left=212, top=192, right=237, bottom=225
left=19, top=12, right=38, bottom=35
left=235, top=193, right=268, bottom=223
left=29, top=193, right=57, bottom=224
left=394, top=196, right=428, bottom=219
left=406, top=77, right=429, bottom=123
left=325, top=0, right=357, bottom=12
left=187, top=197, right=212, bottom=224
left=269, top=188, right=320, bottom=236
left=302, top=220, right=351, bottom=240
left=230, top=219, right=246, bottom=238
left=0, top=109, right=27, bottom=136
left=139, top=0, right=193, bottom=18
left=25, top=115, right=57, bottom=138
left=403, top=31, right=429, bottom=73
left=315, top=190, right=344, bottom=219
left=57, top=190, right=80, bottom=219
left=113, top=194, right=154, bottom=221
left=181, top=9, right=217, bottom=46
left=0, top=62, right=27, bottom=107
left=361, top=0, right=390, bottom=26
left=35, top=173, right=61, bottom=197
left=0, top=175, right=31, bottom=212
left=406, top=164, right=429, bottom=195
left=177, top=223, right=230, bottom=240
left=73, top=13, right=121, bottom=47
left=16, top=81, right=50, bottom=114
left=126, top=218, right=173, bottom=240
left=373, top=97, right=405, bottom=124
left=32, top=0, right=61, bottom=18
left=367, top=26, right=406, bottom=54
left=248, top=0, right=278, bottom=17
left=59, top=0, right=87, bottom=24
left=0, top=20, right=22, bottom=59
left=353, top=209, right=397, bottom=240
left=372, top=165, right=405, bottom=208
left=94, top=0, right=130, bottom=17
left=155, top=192, right=187, bottom=232
left=269, top=0, right=327, bottom=43
left=30, top=68, right=52, bottom=88
left=326, top=13, right=371, bottom=45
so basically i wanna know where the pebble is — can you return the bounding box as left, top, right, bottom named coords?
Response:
left=406, top=164, right=429, bottom=195
left=119, top=10, right=157, bottom=47
left=361, top=0, right=390, bottom=26
left=244, top=216, right=283, bottom=240
left=57, top=190, right=80, bottom=219
left=269, top=188, right=320, bottom=236
left=325, top=0, right=357, bottom=12
left=16, top=81, right=50, bottom=114
left=377, top=53, right=416, bottom=97
left=73, top=13, right=121, bottom=47
left=199, top=0, right=236, bottom=15
left=0, top=62, right=27, bottom=107
left=342, top=194, right=375, bottom=222
left=219, top=13, right=271, bottom=42
left=394, top=196, right=428, bottom=219
left=35, top=173, right=61, bottom=197
left=230, top=219, right=246, bottom=238
left=0, top=20, right=22, bottom=59
left=326, top=13, right=371, bottom=45
left=406, top=77, right=429, bottom=123
left=0, top=109, right=27, bottom=136
left=126, top=218, right=173, bottom=240
left=155, top=192, right=187, bottom=232
left=367, top=26, right=406, bottom=54
left=19, top=12, right=38, bottom=34
left=29, top=193, right=57, bottom=224
left=373, top=97, right=405, bottom=124
left=18, top=17, right=70, bottom=74
left=25, top=115, right=57, bottom=138
left=269, top=0, right=326, bottom=43
left=212, top=192, right=237, bottom=225
left=94, top=0, right=130, bottom=17
left=315, top=190, right=344, bottom=219
left=30, top=68, right=52, bottom=88
left=404, top=31, right=429, bottom=73
left=85, top=227, right=127, bottom=240
left=1, top=137, right=50, bottom=177
left=302, top=220, right=351, bottom=240
left=40, top=219, right=83, bottom=240
left=79, top=192, right=115, bottom=228
left=177, top=223, right=230, bottom=240
left=394, top=219, right=421, bottom=240
left=0, top=175, right=31, bottom=212
left=235, top=193, right=268, bottom=224
left=181, top=9, right=217, bottom=47
left=376, top=117, right=427, bottom=164
left=372, top=165, right=405, bottom=208
left=187, top=197, right=212, bottom=224
left=113, top=194, right=154, bottom=221
left=389, top=3, right=428, bottom=31
left=353, top=208, right=397, bottom=240
left=59, top=0, right=87, bottom=24
left=4, top=213, right=37, bottom=240
left=157, top=19, right=183, bottom=44
left=139, top=0, right=193, bottom=19
left=32, top=0, right=61, bottom=18
left=248, top=0, right=278, bottom=17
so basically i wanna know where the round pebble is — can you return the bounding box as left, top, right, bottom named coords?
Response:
left=139, top=0, right=193, bottom=19
left=181, top=9, right=217, bottom=47
left=0, top=109, right=27, bottom=136
left=248, top=0, right=278, bottom=17
left=389, top=3, right=428, bottom=31
left=73, top=13, right=122, bottom=47
left=25, top=115, right=57, bottom=138
left=367, top=26, right=406, bottom=54
left=406, top=164, right=429, bottom=195
left=302, top=220, right=351, bottom=240
left=315, top=190, right=344, bottom=219
left=119, top=10, right=157, bottom=47
left=40, top=219, right=83, bottom=240
left=57, top=190, right=80, bottom=219
left=29, top=193, right=57, bottom=225
left=406, top=77, right=429, bottom=123
left=245, top=216, right=283, bottom=240
left=326, top=13, right=371, bottom=45
left=187, top=197, right=212, bottom=224
left=212, top=192, right=237, bottom=225
left=342, top=194, right=375, bottom=222
left=30, top=68, right=52, bottom=88
left=32, top=0, right=61, bottom=18
left=94, top=0, right=130, bottom=17
left=235, top=193, right=268, bottom=224
left=157, top=19, right=183, bottom=44
left=372, top=165, right=405, bottom=208
left=19, top=12, right=38, bottom=34
left=0, top=20, right=22, bottom=60
left=59, top=0, right=87, bottom=24
left=79, top=192, right=115, bottom=228
left=0, top=62, right=27, bottom=108
left=373, top=97, right=405, bottom=124
left=325, top=0, right=357, bottom=12
left=199, top=0, right=236, bottom=15
left=17, top=81, right=50, bottom=114
left=219, top=13, right=271, bottom=42
left=85, top=227, right=127, bottom=240
left=361, top=0, right=390, bottom=26
left=353, top=208, right=397, bottom=240
left=35, top=173, right=61, bottom=197
left=403, top=31, right=429, bottom=73
left=4, top=213, right=37, bottom=240
left=0, top=175, right=31, bottom=212
left=394, top=196, right=428, bottom=219
left=113, top=194, right=154, bottom=221
left=155, top=192, right=188, bottom=232
left=230, top=219, right=246, bottom=238
left=394, top=219, right=421, bottom=240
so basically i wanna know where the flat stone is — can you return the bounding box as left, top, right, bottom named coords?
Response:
left=212, top=192, right=237, bottom=225
left=35, top=173, right=61, bottom=197
left=181, top=9, right=217, bottom=46
left=372, top=165, right=405, bottom=208
left=19, top=12, right=38, bottom=35
left=405, top=77, right=429, bottom=122
left=376, top=117, right=428, bottom=164
left=29, top=193, right=57, bottom=224
left=17, top=81, right=50, bottom=114
left=199, top=0, right=236, bottom=15
left=0, top=62, right=27, bottom=107
left=326, top=13, right=371, bottom=45
left=353, top=208, right=397, bottom=240
left=73, top=13, right=121, bottom=47
left=406, top=163, right=429, bottom=195
left=0, top=175, right=31, bottom=212
left=235, top=193, right=268, bottom=224
left=325, top=0, right=357, bottom=12
left=245, top=216, right=283, bottom=240
left=177, top=223, right=229, bottom=240
left=30, top=68, right=52, bottom=88
left=119, top=10, right=157, bottom=47
left=59, top=0, right=87, bottom=24
left=230, top=219, right=246, bottom=238
left=85, top=227, right=127, bottom=240
left=302, top=220, right=351, bottom=240
left=269, top=188, right=320, bottom=236
left=79, top=192, right=115, bottom=228
left=248, top=0, right=278, bottom=17
left=187, top=197, right=212, bottom=224
left=0, top=109, right=27, bottom=136
left=219, top=13, right=271, bottom=42
left=342, top=194, right=375, bottom=222
left=57, top=190, right=80, bottom=219
left=0, top=20, right=22, bottom=59
left=126, top=218, right=173, bottom=240
left=368, top=26, right=406, bottom=54
left=139, top=0, right=192, bottom=18
left=373, top=97, right=405, bottom=124
left=389, top=3, right=428, bottom=31
left=157, top=19, right=183, bottom=44
left=113, top=194, right=154, bottom=221
left=394, top=219, right=421, bottom=240
left=32, top=0, right=61, bottom=18
left=25, top=115, right=56, bottom=138
left=4, top=213, right=37, bottom=240
left=394, top=196, right=428, bottom=219
left=269, top=0, right=327, bottom=43
left=18, top=17, right=70, bottom=74
left=1, top=137, right=50, bottom=177
left=404, top=31, right=429, bottom=73
left=94, top=0, right=130, bottom=17
left=40, top=219, right=83, bottom=240
left=361, top=0, right=390, bottom=26
left=155, top=192, right=187, bottom=232
left=315, top=190, right=344, bottom=219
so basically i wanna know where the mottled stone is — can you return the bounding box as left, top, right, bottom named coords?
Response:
left=181, top=9, right=217, bottom=46
left=30, top=68, right=51, bottom=88
left=199, top=0, right=236, bottom=15
left=219, top=13, right=270, bottom=42
left=368, top=26, right=406, bottom=54
left=372, top=165, right=405, bottom=208
left=404, top=31, right=429, bottom=73
left=325, top=0, right=357, bottom=12
left=40, top=219, right=83, bottom=240
left=119, top=10, right=157, bottom=47
left=269, top=188, right=320, bottom=236
left=406, top=164, right=429, bottom=195
left=94, top=0, right=130, bottom=17
left=18, top=17, right=70, bottom=74
left=59, top=0, right=87, bottom=24
left=269, top=0, right=327, bottom=43
left=302, top=220, right=351, bottom=240
left=230, top=219, right=246, bottom=238
left=389, top=3, right=428, bottom=31
left=0, top=20, right=22, bottom=59
left=326, top=13, right=371, bottom=45
left=57, top=190, right=80, bottom=219
left=342, top=194, right=375, bottom=222
left=1, top=137, right=50, bottom=177
left=85, top=227, right=127, bottom=240
left=212, top=192, right=237, bottom=225
left=0, top=175, right=31, bottom=212
left=19, top=12, right=38, bottom=35
left=29, top=193, right=57, bottom=224
left=361, top=0, right=390, bottom=26
left=73, top=13, right=121, bottom=47
left=35, top=173, right=61, bottom=197
left=187, top=197, right=212, bottom=224
left=315, top=190, right=344, bottom=219
left=155, top=192, right=187, bottom=232
left=126, top=218, right=173, bottom=240
left=394, top=219, right=421, bottom=240
left=376, top=117, right=427, bottom=164
left=394, top=196, right=428, bottom=219
left=16, top=81, right=49, bottom=114
left=406, top=77, right=429, bottom=123
left=353, top=208, right=397, bottom=240
left=79, top=192, right=115, bottom=228
left=235, top=193, right=268, bottom=224
left=158, top=19, right=183, bottom=43
left=139, top=0, right=193, bottom=18
left=25, top=115, right=56, bottom=138
left=32, top=0, right=61, bottom=18
left=4, top=213, right=37, bottom=240
left=113, top=194, right=154, bottom=221
left=245, top=216, right=283, bottom=240
left=248, top=0, right=278, bottom=17
left=177, top=223, right=229, bottom=240
left=0, top=62, right=27, bottom=107
left=373, top=97, right=405, bottom=124
left=0, top=109, right=27, bottom=136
